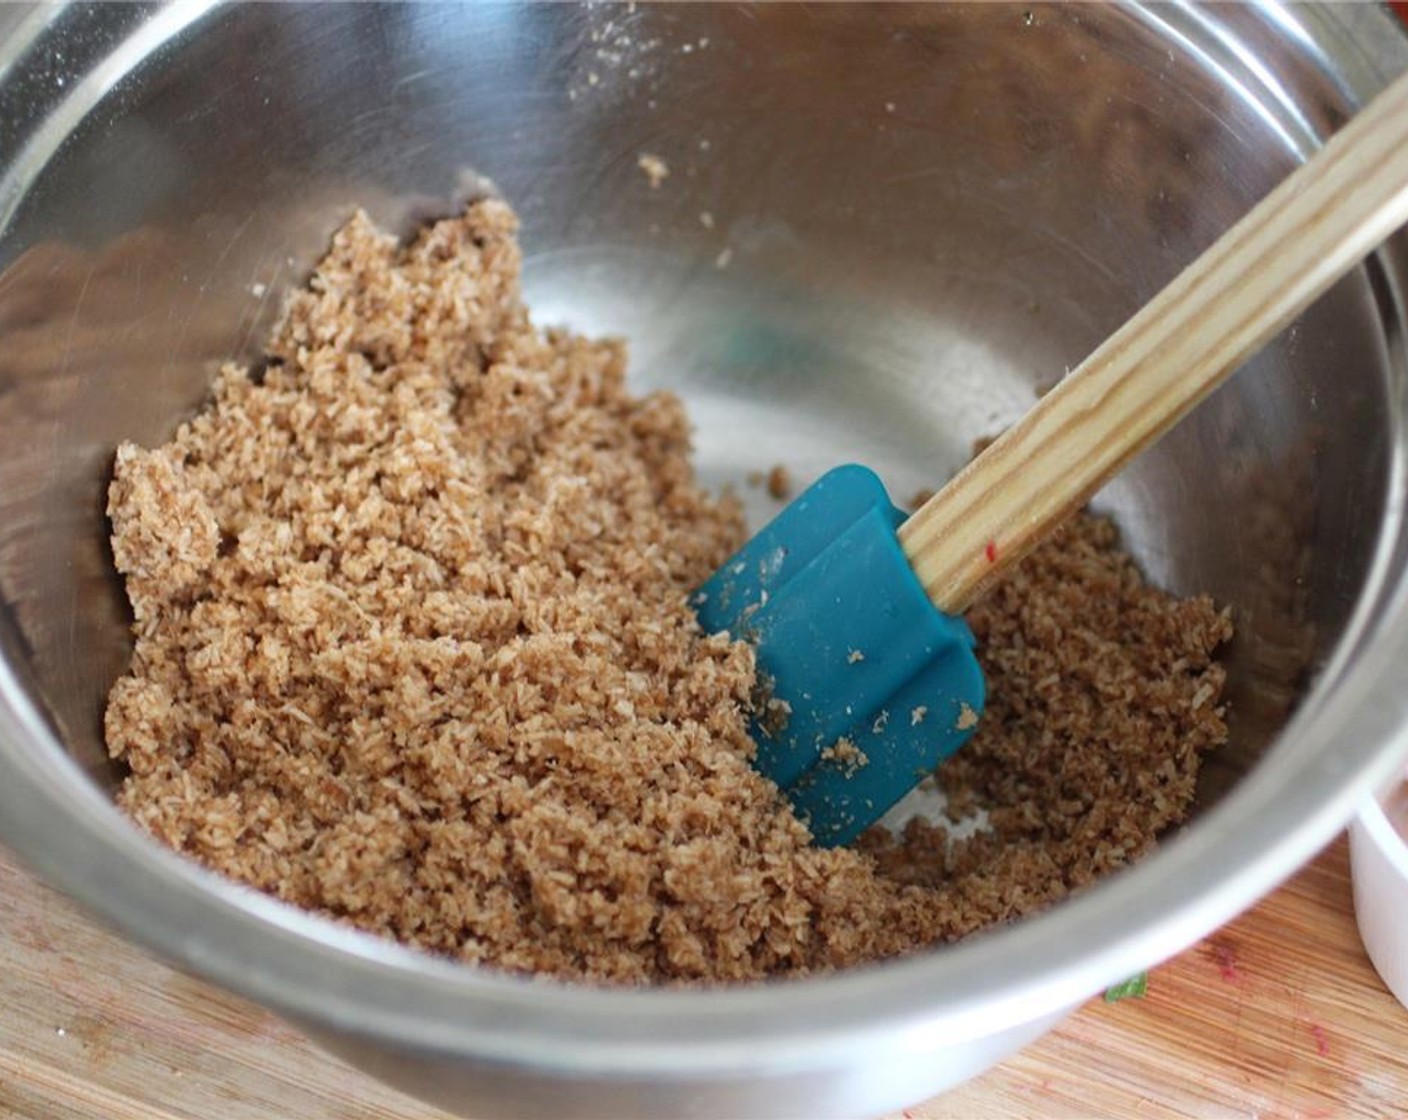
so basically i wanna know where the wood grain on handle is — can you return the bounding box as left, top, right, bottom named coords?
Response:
left=899, top=69, right=1408, bottom=614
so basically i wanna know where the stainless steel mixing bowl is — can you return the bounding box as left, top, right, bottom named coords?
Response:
left=0, top=4, right=1406, bottom=1117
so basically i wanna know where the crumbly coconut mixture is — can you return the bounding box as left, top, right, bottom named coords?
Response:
left=105, top=201, right=1231, bottom=984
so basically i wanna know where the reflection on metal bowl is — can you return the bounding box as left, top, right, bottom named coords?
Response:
left=0, top=4, right=1405, bottom=1118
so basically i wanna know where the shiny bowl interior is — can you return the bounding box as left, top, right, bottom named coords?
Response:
left=0, top=4, right=1407, bottom=1118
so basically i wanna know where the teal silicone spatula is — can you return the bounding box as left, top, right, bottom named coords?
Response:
left=697, top=68, right=1408, bottom=847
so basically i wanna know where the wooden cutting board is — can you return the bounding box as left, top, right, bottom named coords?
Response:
left=0, top=836, right=1403, bottom=1120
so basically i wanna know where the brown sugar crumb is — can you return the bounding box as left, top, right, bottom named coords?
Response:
left=755, top=686, right=792, bottom=741
left=955, top=702, right=979, bottom=731
left=766, top=464, right=792, bottom=501
left=847, top=649, right=865, bottom=665
left=105, top=201, right=1231, bottom=986
left=820, top=737, right=868, bottom=777
left=637, top=152, right=670, bottom=189
left=911, top=705, right=928, bottom=726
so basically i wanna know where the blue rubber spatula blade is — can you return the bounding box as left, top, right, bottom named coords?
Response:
left=693, top=67, right=1408, bottom=846
left=695, top=466, right=983, bottom=847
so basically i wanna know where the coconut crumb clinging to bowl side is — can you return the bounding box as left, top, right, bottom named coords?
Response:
left=104, top=201, right=1233, bottom=984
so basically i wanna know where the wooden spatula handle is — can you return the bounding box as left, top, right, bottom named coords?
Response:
left=899, top=69, right=1408, bottom=615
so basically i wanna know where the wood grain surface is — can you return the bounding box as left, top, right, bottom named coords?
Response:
left=0, top=837, right=1403, bottom=1119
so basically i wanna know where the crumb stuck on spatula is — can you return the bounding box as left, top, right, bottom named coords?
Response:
left=820, top=737, right=868, bottom=777
left=105, top=201, right=1232, bottom=985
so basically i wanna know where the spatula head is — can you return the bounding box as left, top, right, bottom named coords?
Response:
left=694, top=465, right=985, bottom=846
